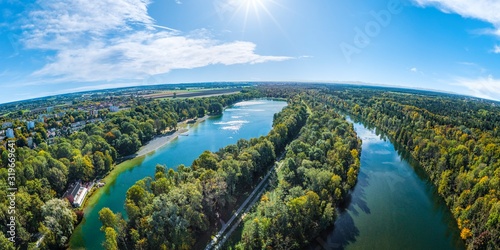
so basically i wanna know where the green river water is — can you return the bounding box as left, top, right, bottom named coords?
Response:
left=70, top=102, right=465, bottom=250
left=312, top=118, right=465, bottom=250
left=69, top=100, right=287, bottom=249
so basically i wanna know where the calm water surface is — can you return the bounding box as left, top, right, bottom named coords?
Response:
left=70, top=99, right=287, bottom=249
left=318, top=118, right=464, bottom=250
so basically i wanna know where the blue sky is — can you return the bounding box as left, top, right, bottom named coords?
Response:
left=1, top=0, right=500, bottom=104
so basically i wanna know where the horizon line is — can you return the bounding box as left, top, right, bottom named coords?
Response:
left=0, top=81, right=497, bottom=106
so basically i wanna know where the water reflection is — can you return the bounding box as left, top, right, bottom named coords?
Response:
left=310, top=117, right=464, bottom=250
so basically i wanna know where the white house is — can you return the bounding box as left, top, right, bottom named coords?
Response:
left=73, top=186, right=88, bottom=207
left=65, top=182, right=89, bottom=207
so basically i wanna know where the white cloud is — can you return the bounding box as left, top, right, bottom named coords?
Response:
left=21, top=0, right=292, bottom=84
left=493, top=45, right=500, bottom=54
left=410, top=67, right=418, bottom=73
left=453, top=75, right=500, bottom=100
left=23, top=0, right=154, bottom=49
left=414, top=0, right=500, bottom=37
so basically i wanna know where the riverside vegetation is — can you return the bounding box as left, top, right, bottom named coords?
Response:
left=98, top=92, right=362, bottom=249
left=236, top=96, right=361, bottom=249
left=0, top=89, right=260, bottom=249
left=2, top=83, right=499, bottom=249
left=97, top=97, right=310, bottom=249
left=261, top=84, right=500, bottom=249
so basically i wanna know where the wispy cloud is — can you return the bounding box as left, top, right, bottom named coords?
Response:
left=493, top=45, right=500, bottom=54
left=410, top=67, right=418, bottom=73
left=453, top=75, right=500, bottom=100
left=413, top=0, right=500, bottom=37
left=21, top=0, right=292, bottom=84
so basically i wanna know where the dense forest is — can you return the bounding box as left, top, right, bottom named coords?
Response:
left=98, top=92, right=363, bottom=249
left=98, top=97, right=309, bottom=249
left=3, top=83, right=500, bottom=249
left=0, top=90, right=261, bottom=249
left=236, top=96, right=361, bottom=249
left=261, top=84, right=500, bottom=249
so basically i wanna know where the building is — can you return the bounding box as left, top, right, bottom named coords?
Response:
left=27, top=137, right=33, bottom=148
left=47, top=128, right=57, bottom=138
left=65, top=182, right=89, bottom=207
left=26, top=121, right=35, bottom=130
left=38, top=114, right=47, bottom=123
left=6, top=128, right=14, bottom=139
left=2, top=122, right=12, bottom=129
left=30, top=107, right=46, bottom=115
left=46, top=107, right=54, bottom=113
left=90, top=110, right=99, bottom=116
left=55, top=112, right=66, bottom=118
left=109, top=106, right=119, bottom=112
left=70, top=121, right=87, bottom=132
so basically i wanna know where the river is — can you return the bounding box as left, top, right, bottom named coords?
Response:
left=69, top=99, right=287, bottom=250
left=313, top=118, right=465, bottom=249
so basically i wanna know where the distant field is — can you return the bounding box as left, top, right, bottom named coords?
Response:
left=141, top=88, right=243, bottom=99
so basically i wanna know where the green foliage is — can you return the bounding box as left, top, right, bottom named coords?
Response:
left=99, top=99, right=308, bottom=249
left=39, top=199, right=77, bottom=249
left=0, top=90, right=262, bottom=248
left=0, top=233, right=15, bottom=250
left=209, top=102, right=223, bottom=115
left=298, top=84, right=500, bottom=249
left=238, top=100, right=361, bottom=249
left=103, top=227, right=118, bottom=250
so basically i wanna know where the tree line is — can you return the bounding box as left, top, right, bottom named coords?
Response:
left=98, top=97, right=309, bottom=249
left=0, top=90, right=261, bottom=249
left=310, top=85, right=500, bottom=250
left=236, top=95, right=361, bottom=249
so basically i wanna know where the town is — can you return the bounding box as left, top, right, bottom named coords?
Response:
left=0, top=84, right=248, bottom=210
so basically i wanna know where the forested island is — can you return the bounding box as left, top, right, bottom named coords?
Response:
left=260, top=84, right=500, bottom=249
left=1, top=83, right=499, bottom=249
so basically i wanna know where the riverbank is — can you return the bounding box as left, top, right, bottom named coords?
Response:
left=74, top=115, right=210, bottom=214
left=69, top=115, right=210, bottom=248
left=133, top=115, right=209, bottom=158
left=308, top=117, right=464, bottom=250
left=86, top=115, right=210, bottom=202
left=69, top=100, right=288, bottom=250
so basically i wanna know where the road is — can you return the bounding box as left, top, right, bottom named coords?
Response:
left=205, top=161, right=281, bottom=250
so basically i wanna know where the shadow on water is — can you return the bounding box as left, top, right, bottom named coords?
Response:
left=309, top=167, right=371, bottom=250
left=309, top=114, right=465, bottom=250
left=340, top=171, right=371, bottom=216
left=309, top=210, right=360, bottom=250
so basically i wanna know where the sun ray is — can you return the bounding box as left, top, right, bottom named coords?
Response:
left=256, top=0, right=284, bottom=35
left=222, top=0, right=290, bottom=42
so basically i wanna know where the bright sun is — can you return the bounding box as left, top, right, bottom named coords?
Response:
left=238, top=0, right=268, bottom=19
left=230, top=0, right=282, bottom=32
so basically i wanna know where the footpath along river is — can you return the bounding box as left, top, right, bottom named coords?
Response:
left=313, top=117, right=465, bottom=250
left=69, top=99, right=287, bottom=249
